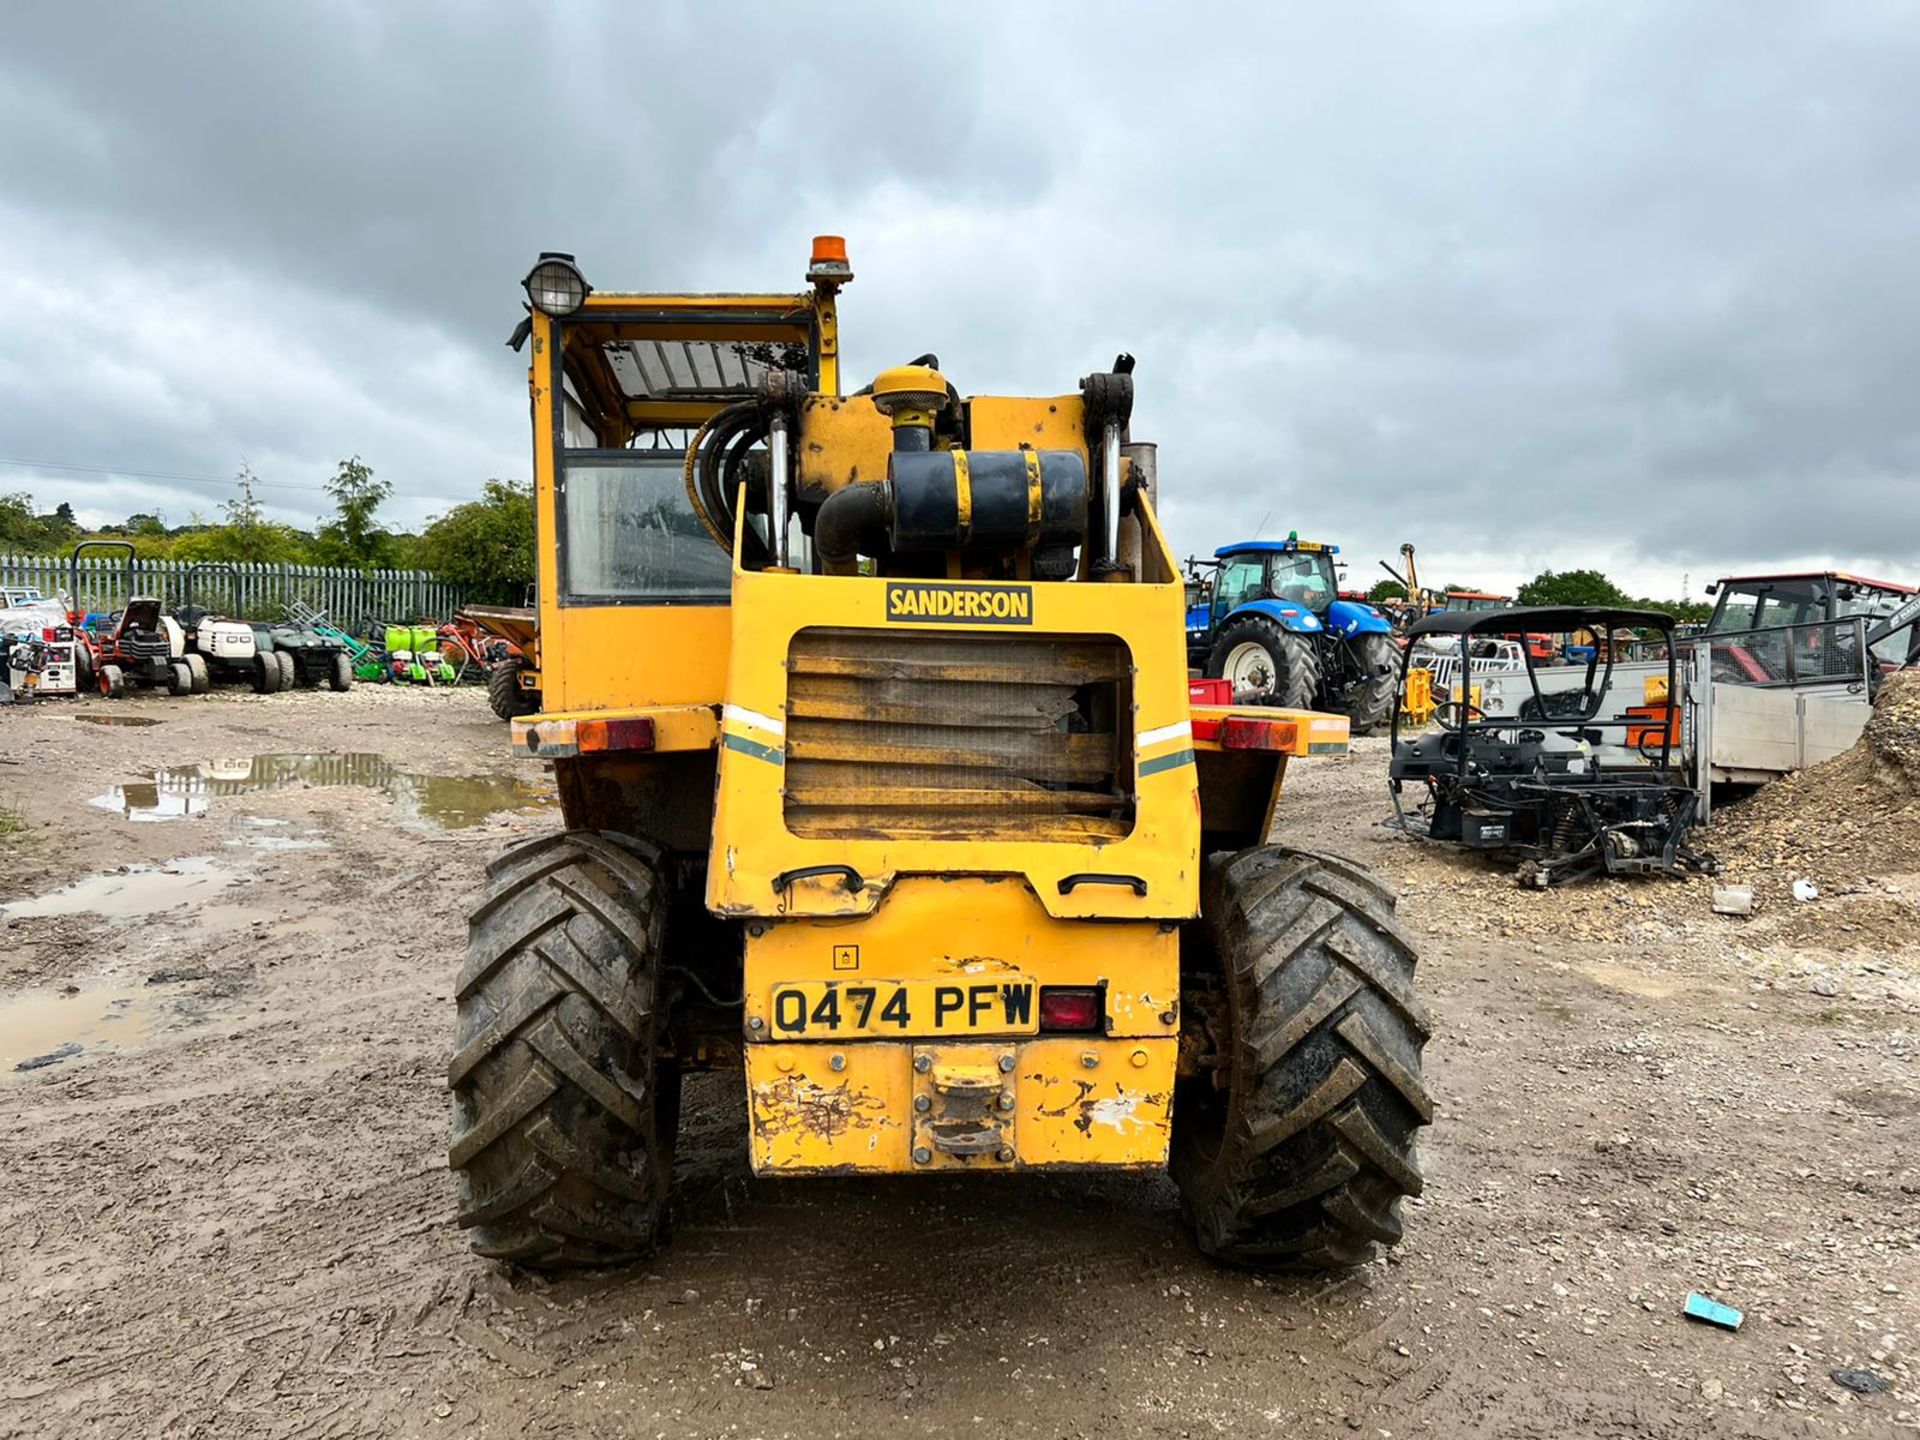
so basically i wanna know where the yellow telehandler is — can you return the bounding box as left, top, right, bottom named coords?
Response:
left=450, top=239, right=1431, bottom=1270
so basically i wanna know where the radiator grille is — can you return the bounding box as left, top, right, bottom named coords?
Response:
left=120, top=631, right=169, bottom=660
left=783, top=628, right=1134, bottom=841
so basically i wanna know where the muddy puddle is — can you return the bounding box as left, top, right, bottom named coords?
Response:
left=0, top=856, right=241, bottom=919
left=74, top=714, right=163, bottom=728
left=90, top=752, right=552, bottom=828
left=1, top=984, right=157, bottom=1072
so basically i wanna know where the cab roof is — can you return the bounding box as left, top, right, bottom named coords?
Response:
left=1715, top=571, right=1916, bottom=594
left=1215, top=539, right=1339, bottom=558
left=1407, top=605, right=1674, bottom=639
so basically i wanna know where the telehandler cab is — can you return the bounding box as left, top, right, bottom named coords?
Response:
left=451, top=241, right=1431, bottom=1271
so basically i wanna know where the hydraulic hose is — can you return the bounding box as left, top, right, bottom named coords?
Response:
left=682, top=414, right=731, bottom=549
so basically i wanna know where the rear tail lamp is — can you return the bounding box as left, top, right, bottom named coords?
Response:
left=577, top=717, right=655, bottom=753
left=1221, top=716, right=1299, bottom=751
left=1037, top=986, right=1103, bottom=1033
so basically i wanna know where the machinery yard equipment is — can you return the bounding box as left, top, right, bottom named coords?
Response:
left=1388, top=605, right=1714, bottom=886
left=448, top=605, right=541, bottom=719
left=68, top=541, right=192, bottom=698
left=1189, top=537, right=1400, bottom=732
left=172, top=562, right=268, bottom=693
left=0, top=587, right=83, bottom=698
left=286, top=602, right=382, bottom=684
left=448, top=240, right=1430, bottom=1275
left=382, top=624, right=454, bottom=685
left=1704, top=570, right=1918, bottom=680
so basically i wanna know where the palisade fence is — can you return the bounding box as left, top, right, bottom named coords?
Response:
left=0, top=553, right=465, bottom=628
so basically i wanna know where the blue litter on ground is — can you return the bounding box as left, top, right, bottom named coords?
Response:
left=1684, top=1293, right=1743, bottom=1330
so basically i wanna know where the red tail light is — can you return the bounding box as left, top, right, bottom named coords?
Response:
left=1038, top=986, right=1103, bottom=1033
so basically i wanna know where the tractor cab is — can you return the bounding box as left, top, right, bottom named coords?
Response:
left=1706, top=570, right=1918, bottom=675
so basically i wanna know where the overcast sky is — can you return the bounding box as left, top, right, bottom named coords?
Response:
left=1, top=1, right=1915, bottom=598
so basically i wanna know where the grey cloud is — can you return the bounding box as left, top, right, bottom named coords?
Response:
left=0, top=1, right=1915, bottom=594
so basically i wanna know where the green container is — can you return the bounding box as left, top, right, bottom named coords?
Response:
left=384, top=624, right=436, bottom=654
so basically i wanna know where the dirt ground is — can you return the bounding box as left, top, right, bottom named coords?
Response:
left=1, top=687, right=1914, bottom=1439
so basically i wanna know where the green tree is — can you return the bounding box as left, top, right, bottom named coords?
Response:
left=172, top=464, right=306, bottom=564
left=1368, top=578, right=1408, bottom=604
left=315, top=455, right=395, bottom=569
left=418, top=480, right=534, bottom=603
left=1515, top=568, right=1631, bottom=607
left=0, top=492, right=41, bottom=550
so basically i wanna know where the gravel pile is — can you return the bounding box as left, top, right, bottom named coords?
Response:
left=1713, top=671, right=1920, bottom=894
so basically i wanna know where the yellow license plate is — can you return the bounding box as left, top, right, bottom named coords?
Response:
left=768, top=979, right=1039, bottom=1039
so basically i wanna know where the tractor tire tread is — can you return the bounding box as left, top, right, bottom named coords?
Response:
left=1174, top=845, right=1429, bottom=1271
left=449, top=829, right=673, bottom=1269
left=1345, top=632, right=1399, bottom=735
left=488, top=659, right=533, bottom=721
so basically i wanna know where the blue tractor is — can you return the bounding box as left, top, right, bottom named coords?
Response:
left=1186, top=536, right=1400, bottom=733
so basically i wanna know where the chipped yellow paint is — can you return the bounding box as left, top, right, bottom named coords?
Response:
left=746, top=1036, right=1174, bottom=1173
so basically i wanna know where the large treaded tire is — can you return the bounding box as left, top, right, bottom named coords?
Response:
left=1174, top=846, right=1432, bottom=1269
left=488, top=660, right=534, bottom=721
left=449, top=830, right=677, bottom=1268
left=1344, top=633, right=1400, bottom=736
left=1205, top=615, right=1321, bottom=708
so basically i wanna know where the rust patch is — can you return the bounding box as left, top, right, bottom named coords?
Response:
left=751, top=1075, right=894, bottom=1141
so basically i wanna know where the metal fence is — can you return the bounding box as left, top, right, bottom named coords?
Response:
left=0, top=553, right=464, bottom=627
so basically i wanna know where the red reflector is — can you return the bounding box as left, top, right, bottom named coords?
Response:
left=1221, top=716, right=1299, bottom=751
left=578, top=717, right=656, bottom=754
left=1038, top=986, right=1102, bottom=1033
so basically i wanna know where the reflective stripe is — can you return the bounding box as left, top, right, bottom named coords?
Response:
left=1138, top=747, right=1195, bottom=777
left=723, top=703, right=785, bottom=736
left=1137, top=720, right=1191, bottom=750
left=722, top=732, right=784, bottom=766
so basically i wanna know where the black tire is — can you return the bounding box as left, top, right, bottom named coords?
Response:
left=449, top=830, right=677, bottom=1268
left=1174, top=847, right=1431, bottom=1270
left=276, top=650, right=298, bottom=689
left=184, top=653, right=210, bottom=695
left=98, top=663, right=126, bottom=699
left=167, top=661, right=193, bottom=696
left=1344, top=633, right=1400, bottom=736
left=1205, top=615, right=1321, bottom=708
left=328, top=651, right=354, bottom=692
left=488, top=660, right=534, bottom=721
left=253, top=651, right=282, bottom=694
left=76, top=646, right=94, bottom=694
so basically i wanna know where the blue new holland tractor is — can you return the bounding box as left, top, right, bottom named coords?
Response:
left=1186, top=536, right=1400, bottom=733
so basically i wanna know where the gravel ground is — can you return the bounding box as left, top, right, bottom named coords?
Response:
left=0, top=687, right=1914, bottom=1438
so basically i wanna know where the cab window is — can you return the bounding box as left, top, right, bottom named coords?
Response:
left=1213, top=556, right=1265, bottom=617
left=558, top=452, right=733, bottom=604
